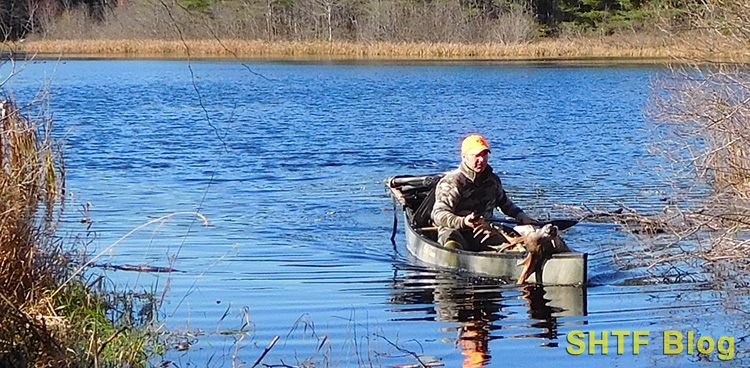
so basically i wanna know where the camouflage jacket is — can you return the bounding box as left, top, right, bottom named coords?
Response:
left=431, top=163, right=522, bottom=230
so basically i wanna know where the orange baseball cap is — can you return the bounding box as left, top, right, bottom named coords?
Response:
left=461, top=134, right=490, bottom=155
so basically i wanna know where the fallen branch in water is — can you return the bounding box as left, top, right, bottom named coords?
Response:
left=91, top=263, right=180, bottom=273
left=52, top=211, right=209, bottom=298
left=558, top=202, right=734, bottom=235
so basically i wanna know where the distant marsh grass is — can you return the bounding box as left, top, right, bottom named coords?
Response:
left=13, top=37, right=738, bottom=60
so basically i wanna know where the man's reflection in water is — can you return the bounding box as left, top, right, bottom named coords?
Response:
left=432, top=279, right=498, bottom=368
left=436, top=283, right=559, bottom=367
left=457, top=321, right=490, bottom=368
left=390, top=269, right=585, bottom=368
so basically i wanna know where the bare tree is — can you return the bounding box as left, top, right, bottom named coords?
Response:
left=642, top=0, right=750, bottom=268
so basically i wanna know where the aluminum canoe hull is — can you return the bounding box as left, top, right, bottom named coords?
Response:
left=404, top=214, right=587, bottom=286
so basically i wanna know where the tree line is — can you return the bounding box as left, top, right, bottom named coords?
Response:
left=2, top=0, right=696, bottom=41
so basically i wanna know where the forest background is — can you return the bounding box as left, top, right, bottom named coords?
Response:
left=0, top=0, right=726, bottom=59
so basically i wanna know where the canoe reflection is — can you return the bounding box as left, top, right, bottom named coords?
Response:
left=388, top=268, right=587, bottom=367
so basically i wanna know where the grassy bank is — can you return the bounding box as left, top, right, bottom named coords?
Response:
left=0, top=93, right=158, bottom=367
left=10, top=36, right=749, bottom=61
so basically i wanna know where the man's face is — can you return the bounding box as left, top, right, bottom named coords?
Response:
left=462, top=149, right=489, bottom=173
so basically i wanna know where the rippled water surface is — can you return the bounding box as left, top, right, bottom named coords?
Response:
left=6, top=60, right=749, bottom=367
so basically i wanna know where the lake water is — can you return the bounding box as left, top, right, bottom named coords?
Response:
left=6, top=60, right=748, bottom=367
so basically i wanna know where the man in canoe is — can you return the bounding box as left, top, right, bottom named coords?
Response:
left=431, top=134, right=536, bottom=251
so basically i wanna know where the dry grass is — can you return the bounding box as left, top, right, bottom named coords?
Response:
left=0, top=87, right=156, bottom=366
left=0, top=90, right=69, bottom=365
left=10, top=35, right=750, bottom=61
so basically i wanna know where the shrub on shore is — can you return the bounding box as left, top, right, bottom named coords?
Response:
left=36, top=0, right=539, bottom=43
left=609, top=0, right=750, bottom=277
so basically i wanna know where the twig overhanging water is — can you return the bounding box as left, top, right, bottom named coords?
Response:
left=374, top=334, right=428, bottom=368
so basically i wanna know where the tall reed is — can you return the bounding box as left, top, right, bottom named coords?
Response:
left=0, top=91, right=65, bottom=365
left=0, top=89, right=156, bottom=366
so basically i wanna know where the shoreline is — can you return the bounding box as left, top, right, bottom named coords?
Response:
left=18, top=53, right=674, bottom=65
left=7, top=38, right=745, bottom=63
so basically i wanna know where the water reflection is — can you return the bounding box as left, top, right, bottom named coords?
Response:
left=388, top=267, right=587, bottom=367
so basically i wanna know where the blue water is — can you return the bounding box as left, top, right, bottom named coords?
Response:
left=5, top=60, right=748, bottom=367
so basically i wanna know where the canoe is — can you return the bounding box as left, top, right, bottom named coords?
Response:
left=403, top=212, right=588, bottom=285
left=387, top=173, right=587, bottom=286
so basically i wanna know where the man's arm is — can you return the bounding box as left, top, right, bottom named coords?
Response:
left=431, top=176, right=466, bottom=229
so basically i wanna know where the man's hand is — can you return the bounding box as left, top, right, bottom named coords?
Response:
left=472, top=223, right=496, bottom=243
left=463, top=212, right=485, bottom=229
left=516, top=212, right=537, bottom=225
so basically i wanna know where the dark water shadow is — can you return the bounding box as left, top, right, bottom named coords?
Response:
left=387, top=267, right=587, bottom=367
